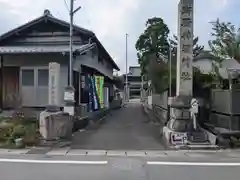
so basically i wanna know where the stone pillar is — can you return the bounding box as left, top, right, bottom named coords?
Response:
left=169, top=0, right=194, bottom=123
left=48, top=62, right=60, bottom=107
left=176, top=0, right=193, bottom=96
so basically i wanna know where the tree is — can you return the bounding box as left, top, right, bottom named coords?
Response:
left=207, top=19, right=240, bottom=86
left=209, top=18, right=240, bottom=63
left=135, top=17, right=170, bottom=75
left=113, top=75, right=124, bottom=90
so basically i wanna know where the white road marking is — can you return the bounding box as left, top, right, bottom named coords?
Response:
left=0, top=158, right=108, bottom=165
left=147, top=161, right=240, bottom=166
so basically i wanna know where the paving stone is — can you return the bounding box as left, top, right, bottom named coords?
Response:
left=86, top=150, right=107, bottom=156
left=165, top=151, right=187, bottom=157
left=0, top=149, right=10, bottom=154
left=46, top=148, right=69, bottom=156
left=225, top=152, right=240, bottom=158
left=126, top=151, right=146, bottom=157
left=146, top=151, right=167, bottom=157
left=26, top=148, right=50, bottom=154
left=7, top=149, right=30, bottom=154
left=186, top=152, right=213, bottom=158
left=66, top=149, right=87, bottom=156
left=106, top=150, right=126, bottom=156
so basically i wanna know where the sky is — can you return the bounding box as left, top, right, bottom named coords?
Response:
left=0, top=0, right=238, bottom=73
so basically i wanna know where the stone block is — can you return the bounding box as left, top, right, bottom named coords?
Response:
left=39, top=111, right=73, bottom=141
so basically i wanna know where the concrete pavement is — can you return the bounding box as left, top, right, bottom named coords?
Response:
left=71, top=100, right=165, bottom=150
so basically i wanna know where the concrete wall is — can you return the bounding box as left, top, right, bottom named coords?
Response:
left=152, top=92, right=168, bottom=110
left=151, top=92, right=168, bottom=123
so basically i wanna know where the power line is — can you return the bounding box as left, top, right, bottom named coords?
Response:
left=64, top=0, right=69, bottom=11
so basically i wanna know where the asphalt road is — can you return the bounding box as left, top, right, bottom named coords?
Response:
left=71, top=99, right=165, bottom=150
left=1, top=152, right=240, bottom=180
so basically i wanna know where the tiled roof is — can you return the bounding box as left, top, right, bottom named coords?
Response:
left=0, top=9, right=120, bottom=70
left=0, top=43, right=95, bottom=54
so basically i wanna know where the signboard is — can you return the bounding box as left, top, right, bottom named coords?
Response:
left=176, top=0, right=194, bottom=96
left=64, top=91, right=74, bottom=101
left=171, top=132, right=187, bottom=145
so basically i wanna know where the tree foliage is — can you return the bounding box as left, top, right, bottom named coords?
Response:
left=135, top=16, right=211, bottom=94
left=135, top=17, right=170, bottom=75
left=209, top=18, right=240, bottom=63
left=113, top=75, right=124, bottom=90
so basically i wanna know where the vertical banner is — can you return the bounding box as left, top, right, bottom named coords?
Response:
left=88, top=74, right=93, bottom=112
left=91, top=76, right=99, bottom=110
left=95, top=76, right=104, bottom=109
left=99, top=76, right=104, bottom=108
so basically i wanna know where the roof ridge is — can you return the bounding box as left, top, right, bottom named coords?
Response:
left=0, top=10, right=120, bottom=71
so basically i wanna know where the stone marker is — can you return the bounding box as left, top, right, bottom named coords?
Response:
left=176, top=0, right=193, bottom=96
left=48, top=62, right=60, bottom=106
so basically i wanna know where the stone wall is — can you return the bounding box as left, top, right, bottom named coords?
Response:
left=211, top=89, right=240, bottom=114
left=150, top=92, right=168, bottom=123
left=152, top=92, right=168, bottom=109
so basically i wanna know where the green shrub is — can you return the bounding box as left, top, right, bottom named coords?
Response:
left=0, top=122, right=15, bottom=142
left=24, top=124, right=39, bottom=146
left=0, top=116, right=39, bottom=148
left=11, top=125, right=26, bottom=138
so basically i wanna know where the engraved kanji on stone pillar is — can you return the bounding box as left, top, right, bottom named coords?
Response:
left=176, top=0, right=194, bottom=96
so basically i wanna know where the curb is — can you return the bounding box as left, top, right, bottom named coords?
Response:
left=169, top=144, right=220, bottom=151
left=0, top=148, right=239, bottom=156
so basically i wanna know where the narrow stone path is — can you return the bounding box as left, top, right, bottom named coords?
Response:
left=71, top=101, right=165, bottom=150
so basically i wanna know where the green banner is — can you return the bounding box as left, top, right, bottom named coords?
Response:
left=95, top=76, right=104, bottom=108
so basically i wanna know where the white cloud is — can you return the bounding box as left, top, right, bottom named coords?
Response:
left=82, top=0, right=139, bottom=39
left=211, top=0, right=229, bottom=10
left=0, top=0, right=234, bottom=72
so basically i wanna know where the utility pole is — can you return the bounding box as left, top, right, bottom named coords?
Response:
left=69, top=0, right=81, bottom=86
left=63, top=0, right=81, bottom=116
left=125, top=33, right=128, bottom=101
left=169, top=46, right=172, bottom=97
